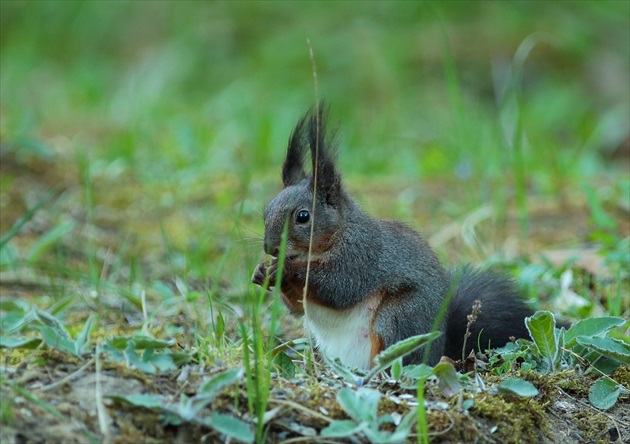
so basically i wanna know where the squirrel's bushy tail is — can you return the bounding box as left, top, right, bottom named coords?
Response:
left=443, top=266, right=532, bottom=360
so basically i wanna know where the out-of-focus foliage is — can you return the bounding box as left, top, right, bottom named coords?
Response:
left=2, top=1, right=628, bottom=179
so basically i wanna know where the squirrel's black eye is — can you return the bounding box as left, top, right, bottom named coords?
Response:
left=295, top=209, right=310, bottom=224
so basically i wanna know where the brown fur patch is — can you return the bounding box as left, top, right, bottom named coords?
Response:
left=370, top=331, right=384, bottom=364
left=280, top=291, right=305, bottom=315
left=369, top=290, right=386, bottom=365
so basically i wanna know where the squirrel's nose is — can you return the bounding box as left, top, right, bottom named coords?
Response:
left=263, top=239, right=279, bottom=257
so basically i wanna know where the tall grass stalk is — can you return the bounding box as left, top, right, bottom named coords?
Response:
left=510, top=89, right=529, bottom=240
left=503, top=34, right=549, bottom=240
left=299, top=38, right=320, bottom=377
left=78, top=152, right=100, bottom=287
left=0, top=192, right=55, bottom=251
left=204, top=200, right=247, bottom=353
left=611, top=266, right=623, bottom=317
left=422, top=268, right=461, bottom=364
left=242, top=218, right=289, bottom=442
left=416, top=376, right=428, bottom=444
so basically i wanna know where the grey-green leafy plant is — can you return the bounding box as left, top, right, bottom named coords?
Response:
left=0, top=302, right=95, bottom=358
left=510, top=311, right=629, bottom=409
left=525, top=312, right=629, bottom=368
left=241, top=217, right=289, bottom=443
left=324, top=331, right=442, bottom=386
left=324, top=333, right=460, bottom=444
left=0, top=300, right=191, bottom=373
left=109, top=367, right=253, bottom=443
left=320, top=387, right=418, bottom=443
left=496, top=378, right=539, bottom=398
left=0, top=192, right=57, bottom=265
left=101, top=335, right=191, bottom=374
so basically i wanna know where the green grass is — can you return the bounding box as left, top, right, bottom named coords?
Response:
left=1, top=1, right=628, bottom=442
left=3, top=1, right=627, bottom=279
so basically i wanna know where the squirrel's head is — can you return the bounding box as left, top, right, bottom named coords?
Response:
left=263, top=106, right=343, bottom=262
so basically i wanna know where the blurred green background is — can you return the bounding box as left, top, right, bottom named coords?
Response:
left=1, top=1, right=628, bottom=297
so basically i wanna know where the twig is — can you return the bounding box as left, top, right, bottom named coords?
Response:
left=406, top=410, right=457, bottom=439
left=461, top=299, right=482, bottom=365
left=95, top=345, right=112, bottom=443
left=303, top=37, right=321, bottom=378
left=36, top=357, right=95, bottom=392
left=141, top=289, right=149, bottom=336
left=280, top=437, right=338, bottom=444
left=555, top=386, right=629, bottom=427
left=268, top=398, right=332, bottom=424
left=6, top=381, right=100, bottom=444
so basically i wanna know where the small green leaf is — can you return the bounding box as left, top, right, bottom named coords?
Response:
left=0, top=335, right=41, bottom=349
left=576, top=336, right=630, bottom=364
left=462, top=399, right=475, bottom=410
left=130, top=336, right=174, bottom=349
left=320, top=420, right=367, bottom=438
left=591, top=356, right=621, bottom=376
left=74, top=314, right=95, bottom=356
left=0, top=242, right=17, bottom=266
left=362, top=331, right=441, bottom=384
left=565, top=317, right=627, bottom=347
left=387, top=427, right=414, bottom=443
left=101, top=336, right=190, bottom=373
left=1, top=309, right=35, bottom=333
left=431, top=362, right=460, bottom=397
left=373, top=331, right=441, bottom=369
left=589, top=378, right=621, bottom=410
left=337, top=387, right=381, bottom=425
left=324, top=355, right=362, bottom=385
left=0, top=299, right=31, bottom=312
left=100, top=343, right=123, bottom=362
left=0, top=192, right=55, bottom=250
left=152, top=351, right=190, bottom=370
left=35, top=326, right=75, bottom=355
left=272, top=351, right=295, bottom=378
left=34, top=309, right=72, bottom=342
left=107, top=335, right=175, bottom=350
left=123, top=346, right=155, bottom=373
left=108, top=393, right=166, bottom=409
left=149, top=353, right=177, bottom=372
left=390, top=358, right=403, bottom=380
left=399, top=363, right=433, bottom=380
left=49, top=295, right=75, bottom=316
left=525, top=311, right=558, bottom=372
left=583, top=184, right=618, bottom=230
left=215, top=311, right=225, bottom=340
left=26, top=220, right=75, bottom=263
left=205, top=413, right=254, bottom=443
left=169, top=351, right=192, bottom=366
left=104, top=336, right=132, bottom=350
left=0, top=244, right=20, bottom=268
left=363, top=427, right=391, bottom=443
left=104, top=335, right=173, bottom=350
left=198, top=367, right=244, bottom=400
left=393, top=406, right=419, bottom=437
left=176, top=394, right=202, bottom=421
left=497, top=378, right=539, bottom=398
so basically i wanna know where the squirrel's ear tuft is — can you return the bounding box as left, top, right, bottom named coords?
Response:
left=308, top=104, right=341, bottom=206
left=282, top=116, right=308, bottom=187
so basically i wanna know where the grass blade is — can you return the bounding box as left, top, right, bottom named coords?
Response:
left=0, top=192, right=56, bottom=250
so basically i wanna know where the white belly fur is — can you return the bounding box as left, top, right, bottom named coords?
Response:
left=304, top=293, right=380, bottom=370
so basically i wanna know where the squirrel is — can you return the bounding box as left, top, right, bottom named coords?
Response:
left=252, top=105, right=532, bottom=370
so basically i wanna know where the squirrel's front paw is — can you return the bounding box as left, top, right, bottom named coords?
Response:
left=251, top=262, right=267, bottom=287
left=252, top=260, right=277, bottom=287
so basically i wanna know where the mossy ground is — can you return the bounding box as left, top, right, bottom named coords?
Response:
left=3, top=339, right=628, bottom=443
